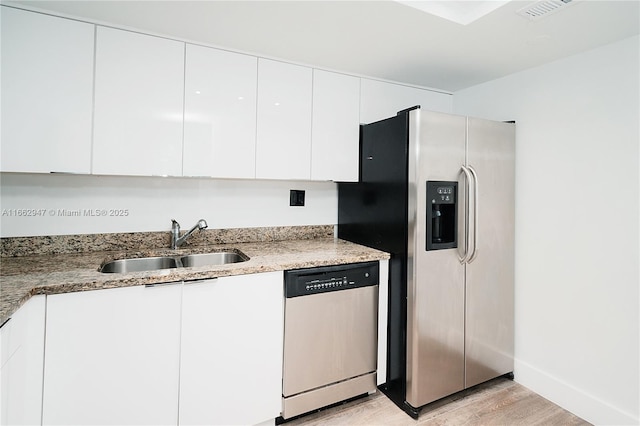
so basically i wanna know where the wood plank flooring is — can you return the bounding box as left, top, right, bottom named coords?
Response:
left=284, top=378, right=590, bottom=426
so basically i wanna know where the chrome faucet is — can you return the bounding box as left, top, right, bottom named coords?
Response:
left=171, top=219, right=208, bottom=249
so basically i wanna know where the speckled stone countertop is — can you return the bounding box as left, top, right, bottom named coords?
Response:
left=0, top=237, right=389, bottom=325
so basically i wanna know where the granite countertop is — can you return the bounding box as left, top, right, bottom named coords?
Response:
left=0, top=237, right=389, bottom=325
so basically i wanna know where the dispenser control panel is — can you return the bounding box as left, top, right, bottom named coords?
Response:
left=435, top=185, right=455, bottom=202
left=426, top=181, right=458, bottom=251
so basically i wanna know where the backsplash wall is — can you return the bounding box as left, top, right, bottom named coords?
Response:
left=0, top=173, right=338, bottom=238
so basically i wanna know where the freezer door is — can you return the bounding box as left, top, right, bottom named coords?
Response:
left=465, top=118, right=515, bottom=388
left=406, top=109, right=467, bottom=408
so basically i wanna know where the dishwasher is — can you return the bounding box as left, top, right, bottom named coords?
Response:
left=281, top=261, right=379, bottom=420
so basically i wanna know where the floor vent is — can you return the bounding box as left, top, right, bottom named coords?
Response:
left=517, top=0, right=578, bottom=20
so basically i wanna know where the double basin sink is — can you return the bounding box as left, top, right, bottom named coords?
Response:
left=100, top=251, right=248, bottom=273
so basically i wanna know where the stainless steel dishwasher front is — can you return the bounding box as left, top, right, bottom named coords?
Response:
left=281, top=261, right=379, bottom=420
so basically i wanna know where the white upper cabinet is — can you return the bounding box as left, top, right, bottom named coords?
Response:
left=0, top=7, right=94, bottom=174
left=311, top=70, right=360, bottom=182
left=360, top=78, right=453, bottom=124
left=183, top=45, right=258, bottom=178
left=256, top=59, right=313, bottom=180
left=1, top=8, right=454, bottom=181
left=92, top=27, right=185, bottom=177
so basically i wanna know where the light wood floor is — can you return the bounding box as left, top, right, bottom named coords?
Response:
left=285, top=377, right=590, bottom=426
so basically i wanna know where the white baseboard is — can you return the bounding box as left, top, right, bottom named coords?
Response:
left=514, top=359, right=638, bottom=425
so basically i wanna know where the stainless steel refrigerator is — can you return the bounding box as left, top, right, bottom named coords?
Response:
left=338, top=106, right=515, bottom=418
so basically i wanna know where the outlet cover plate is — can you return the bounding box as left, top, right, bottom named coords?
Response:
left=290, top=190, right=305, bottom=207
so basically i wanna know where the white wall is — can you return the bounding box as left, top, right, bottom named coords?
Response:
left=454, top=35, right=639, bottom=425
left=0, top=173, right=337, bottom=237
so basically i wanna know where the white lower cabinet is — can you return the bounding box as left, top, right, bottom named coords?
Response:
left=39, top=273, right=283, bottom=426
left=42, top=284, right=182, bottom=425
left=0, top=296, right=46, bottom=426
left=377, top=259, right=389, bottom=386
left=179, top=272, right=284, bottom=425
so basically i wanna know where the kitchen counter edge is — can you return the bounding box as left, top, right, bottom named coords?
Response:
left=0, top=237, right=389, bottom=325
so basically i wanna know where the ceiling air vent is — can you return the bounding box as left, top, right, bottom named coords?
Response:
left=517, top=0, right=578, bottom=20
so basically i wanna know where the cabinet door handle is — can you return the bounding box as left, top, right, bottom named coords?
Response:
left=144, top=281, right=182, bottom=288
left=0, top=318, right=11, bottom=329
left=183, top=278, right=218, bottom=286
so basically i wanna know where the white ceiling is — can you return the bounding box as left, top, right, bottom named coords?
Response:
left=5, top=0, right=640, bottom=92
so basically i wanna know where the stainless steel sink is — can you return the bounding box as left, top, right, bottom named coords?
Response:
left=99, top=250, right=248, bottom=273
left=180, top=252, right=247, bottom=268
left=100, top=256, right=179, bottom=273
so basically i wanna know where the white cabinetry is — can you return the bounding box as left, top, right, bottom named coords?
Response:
left=0, top=7, right=94, bottom=174
left=360, top=78, right=453, bottom=123
left=377, top=259, right=389, bottom=386
left=311, top=70, right=360, bottom=182
left=256, top=59, right=313, bottom=180
left=179, top=272, right=283, bottom=425
left=183, top=44, right=258, bottom=178
left=42, top=285, right=182, bottom=425
left=92, top=27, right=185, bottom=177
left=0, top=296, right=46, bottom=426
left=1, top=8, right=454, bottom=181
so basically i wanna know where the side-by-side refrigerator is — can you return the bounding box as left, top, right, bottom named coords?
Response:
left=338, top=106, right=515, bottom=418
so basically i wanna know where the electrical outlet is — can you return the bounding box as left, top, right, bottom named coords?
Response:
left=290, top=190, right=305, bottom=206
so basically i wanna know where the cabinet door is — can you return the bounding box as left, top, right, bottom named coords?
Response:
left=311, top=70, right=360, bottom=182
left=360, top=78, right=453, bottom=124
left=42, top=285, right=182, bottom=425
left=256, top=59, right=312, bottom=180
left=92, top=27, right=185, bottom=176
left=0, top=296, right=46, bottom=426
left=0, top=7, right=94, bottom=173
left=183, top=44, right=257, bottom=178
left=180, top=272, right=283, bottom=425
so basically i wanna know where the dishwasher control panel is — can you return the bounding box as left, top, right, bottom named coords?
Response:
left=284, top=261, right=379, bottom=298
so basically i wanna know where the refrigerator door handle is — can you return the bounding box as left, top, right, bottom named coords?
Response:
left=459, top=165, right=474, bottom=264
left=468, top=165, right=480, bottom=263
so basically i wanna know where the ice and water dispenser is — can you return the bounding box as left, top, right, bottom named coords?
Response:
left=426, top=181, right=457, bottom=251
